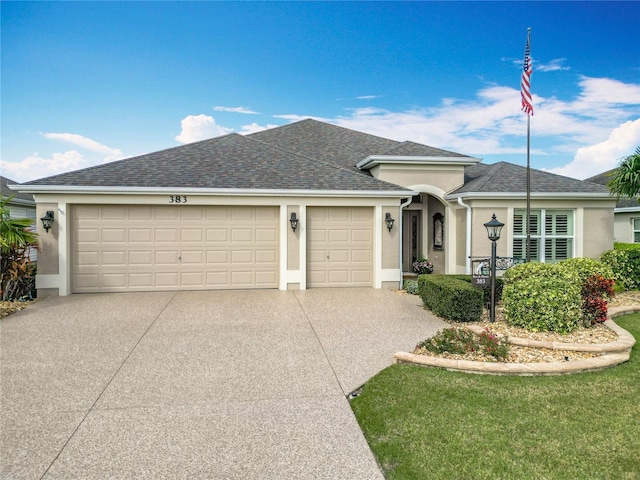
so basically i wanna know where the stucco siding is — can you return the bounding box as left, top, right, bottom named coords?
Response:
left=583, top=208, right=614, bottom=258
left=371, top=165, right=464, bottom=192
left=614, top=212, right=638, bottom=243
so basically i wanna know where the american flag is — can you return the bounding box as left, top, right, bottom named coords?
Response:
left=521, top=30, right=534, bottom=116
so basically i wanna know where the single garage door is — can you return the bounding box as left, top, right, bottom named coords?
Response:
left=307, top=207, right=373, bottom=287
left=72, top=205, right=279, bottom=293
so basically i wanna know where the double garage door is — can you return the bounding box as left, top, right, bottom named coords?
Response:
left=71, top=205, right=373, bottom=293
left=72, top=205, right=279, bottom=293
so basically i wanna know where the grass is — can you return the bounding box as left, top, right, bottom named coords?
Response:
left=351, top=313, right=640, bottom=480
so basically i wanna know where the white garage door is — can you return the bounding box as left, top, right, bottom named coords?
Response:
left=72, top=205, right=279, bottom=293
left=307, top=207, right=373, bottom=287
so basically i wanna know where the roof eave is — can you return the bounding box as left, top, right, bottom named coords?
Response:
left=445, top=191, right=616, bottom=201
left=12, top=184, right=416, bottom=198
left=356, top=155, right=482, bottom=170
left=614, top=206, right=640, bottom=213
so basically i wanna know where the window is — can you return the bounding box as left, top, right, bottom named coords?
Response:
left=513, top=209, right=573, bottom=263
left=633, top=219, right=640, bottom=243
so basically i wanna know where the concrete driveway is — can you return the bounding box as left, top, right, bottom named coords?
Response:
left=1, top=288, right=447, bottom=479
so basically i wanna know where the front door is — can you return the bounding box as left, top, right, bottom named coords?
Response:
left=402, top=210, right=421, bottom=272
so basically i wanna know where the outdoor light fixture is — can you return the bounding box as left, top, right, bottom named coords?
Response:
left=484, top=213, right=504, bottom=322
left=40, top=211, right=55, bottom=233
left=385, top=212, right=395, bottom=232
left=289, top=212, right=299, bottom=232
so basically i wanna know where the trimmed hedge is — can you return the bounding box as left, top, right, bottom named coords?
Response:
left=418, top=274, right=483, bottom=322
left=503, top=276, right=582, bottom=334
left=600, top=248, right=640, bottom=291
left=503, top=258, right=615, bottom=333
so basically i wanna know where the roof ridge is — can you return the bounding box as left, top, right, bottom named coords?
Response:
left=470, top=161, right=505, bottom=190
left=244, top=134, right=407, bottom=190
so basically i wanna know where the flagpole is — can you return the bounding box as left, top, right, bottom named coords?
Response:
left=522, top=27, right=532, bottom=263
left=526, top=112, right=531, bottom=262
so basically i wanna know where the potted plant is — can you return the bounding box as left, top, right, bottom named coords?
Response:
left=412, top=257, right=434, bottom=275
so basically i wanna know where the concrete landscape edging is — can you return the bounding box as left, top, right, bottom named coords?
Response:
left=393, top=305, right=639, bottom=376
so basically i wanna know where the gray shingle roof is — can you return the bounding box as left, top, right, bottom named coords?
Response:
left=381, top=140, right=472, bottom=158
left=23, top=132, right=409, bottom=192
left=452, top=162, right=611, bottom=195
left=1, top=176, right=35, bottom=203
left=248, top=119, right=405, bottom=171
left=586, top=169, right=638, bottom=208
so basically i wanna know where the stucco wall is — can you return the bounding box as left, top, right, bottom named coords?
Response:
left=583, top=208, right=614, bottom=258
left=35, top=203, right=59, bottom=275
left=370, top=165, right=465, bottom=193
left=287, top=205, right=300, bottom=270
left=614, top=211, right=638, bottom=243
left=382, top=206, right=399, bottom=269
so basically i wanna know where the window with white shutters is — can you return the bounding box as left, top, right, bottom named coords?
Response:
left=513, top=209, right=573, bottom=263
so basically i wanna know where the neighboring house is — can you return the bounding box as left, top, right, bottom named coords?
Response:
left=1, top=175, right=37, bottom=261
left=11, top=119, right=614, bottom=296
left=586, top=170, right=640, bottom=243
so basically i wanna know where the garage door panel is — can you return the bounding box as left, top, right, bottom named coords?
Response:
left=181, top=229, right=203, bottom=242
left=102, top=229, right=126, bottom=243
left=255, top=249, right=277, bottom=263
left=352, top=229, right=372, bottom=242
left=102, top=251, right=126, bottom=265
left=129, top=251, right=153, bottom=265
left=207, top=229, right=228, bottom=242
left=101, top=206, right=127, bottom=220
left=351, top=250, right=372, bottom=263
left=207, top=251, right=229, bottom=264
left=231, top=229, right=252, bottom=242
left=155, top=229, right=178, bottom=242
left=130, top=273, right=153, bottom=287
left=308, top=207, right=373, bottom=288
left=329, top=229, right=349, bottom=242
left=72, top=205, right=279, bottom=292
left=130, top=229, right=152, bottom=242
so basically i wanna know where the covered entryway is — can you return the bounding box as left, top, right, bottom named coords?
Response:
left=71, top=205, right=279, bottom=292
left=307, top=206, right=373, bottom=287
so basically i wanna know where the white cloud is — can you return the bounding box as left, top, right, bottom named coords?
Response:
left=42, top=132, right=123, bottom=158
left=2, top=151, right=87, bottom=183
left=213, top=106, right=259, bottom=114
left=175, top=114, right=232, bottom=143
left=536, top=58, right=570, bottom=72
left=238, top=122, right=280, bottom=134
left=544, top=119, right=640, bottom=179
left=356, top=95, right=381, bottom=100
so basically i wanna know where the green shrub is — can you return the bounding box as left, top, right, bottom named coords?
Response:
left=600, top=249, right=640, bottom=291
left=613, top=242, right=640, bottom=250
left=416, top=327, right=509, bottom=361
left=554, top=257, right=615, bottom=285
left=403, top=279, right=419, bottom=295
left=503, top=262, right=554, bottom=284
left=418, top=275, right=483, bottom=322
left=503, top=276, right=581, bottom=334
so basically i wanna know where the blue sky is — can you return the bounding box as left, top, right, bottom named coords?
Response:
left=2, top=1, right=639, bottom=183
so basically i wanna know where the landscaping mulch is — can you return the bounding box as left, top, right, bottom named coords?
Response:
left=0, top=300, right=33, bottom=318
left=411, top=291, right=640, bottom=364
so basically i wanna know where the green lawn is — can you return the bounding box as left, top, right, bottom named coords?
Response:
left=351, top=314, right=640, bottom=480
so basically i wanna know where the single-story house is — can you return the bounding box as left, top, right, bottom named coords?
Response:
left=11, top=119, right=615, bottom=296
left=586, top=170, right=639, bottom=243
left=2, top=175, right=37, bottom=261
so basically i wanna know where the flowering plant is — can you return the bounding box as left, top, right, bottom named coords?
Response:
left=412, top=257, right=434, bottom=275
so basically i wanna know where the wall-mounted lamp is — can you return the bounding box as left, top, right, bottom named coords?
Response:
left=41, top=210, right=55, bottom=233
left=289, top=212, right=299, bottom=232
left=385, top=212, right=395, bottom=232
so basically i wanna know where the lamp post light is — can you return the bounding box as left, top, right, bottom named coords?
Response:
left=484, top=213, right=504, bottom=323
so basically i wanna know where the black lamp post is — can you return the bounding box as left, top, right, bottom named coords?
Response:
left=484, top=213, right=504, bottom=323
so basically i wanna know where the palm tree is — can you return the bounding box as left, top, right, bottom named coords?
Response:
left=1, top=197, right=38, bottom=300
left=608, top=147, right=640, bottom=200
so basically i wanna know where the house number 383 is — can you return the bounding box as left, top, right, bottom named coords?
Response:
left=169, top=195, right=188, bottom=204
